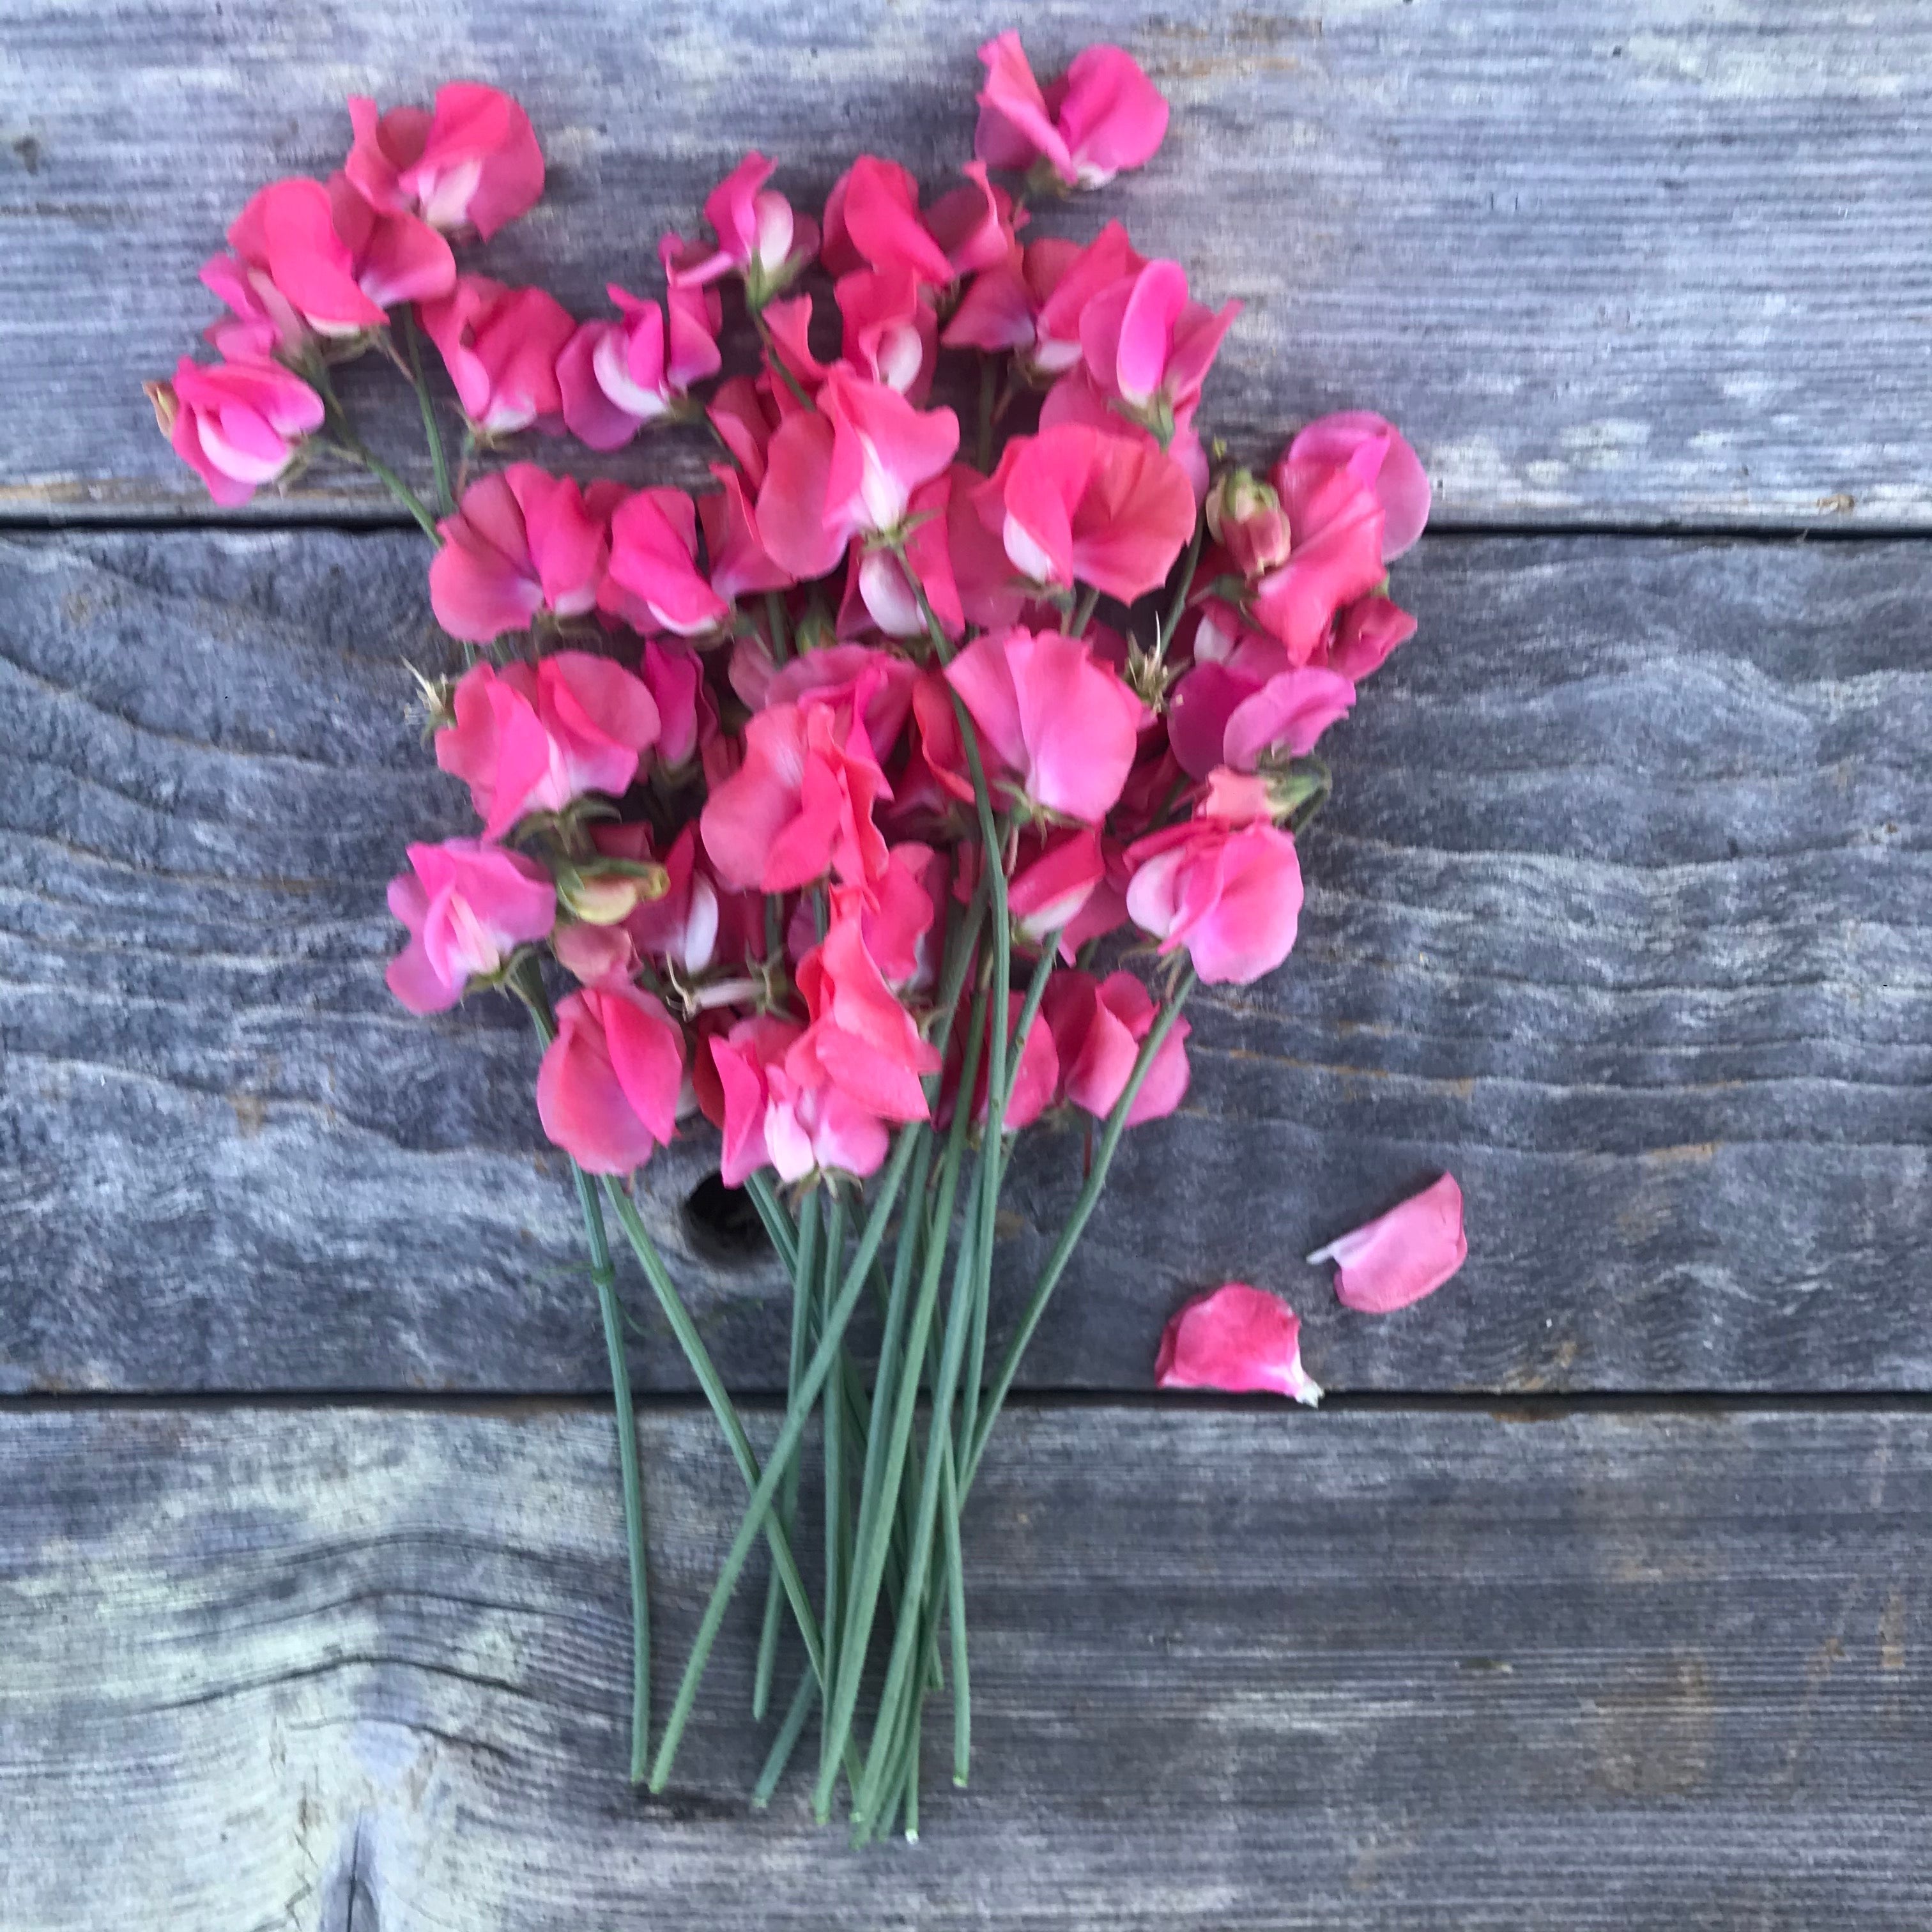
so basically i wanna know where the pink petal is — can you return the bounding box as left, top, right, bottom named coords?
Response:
left=756, top=410, right=846, bottom=579
left=1154, top=1283, right=1322, bottom=1405
left=1309, top=1173, right=1467, bottom=1314
left=1288, top=411, right=1430, bottom=560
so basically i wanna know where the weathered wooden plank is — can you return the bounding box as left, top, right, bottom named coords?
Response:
left=4, top=0, right=1931, bottom=526
left=1, top=529, right=1925, bottom=1395
left=2, top=1403, right=1929, bottom=1928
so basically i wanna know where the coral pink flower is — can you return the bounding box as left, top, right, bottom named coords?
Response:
left=226, top=180, right=388, bottom=337
left=1167, top=648, right=1357, bottom=781
left=535, top=985, right=685, bottom=1175
left=707, top=376, right=783, bottom=490
left=600, top=486, right=730, bottom=638
left=700, top=699, right=891, bottom=894
left=788, top=912, right=940, bottom=1125
left=823, top=156, right=955, bottom=287
left=1156, top=1284, right=1322, bottom=1404
left=1126, top=816, right=1303, bottom=985
left=983, top=424, right=1195, bottom=603
left=836, top=266, right=938, bottom=400
left=1246, top=456, right=1389, bottom=665
left=1045, top=967, right=1192, bottom=1126
left=149, top=357, right=323, bottom=507
left=1008, top=827, right=1107, bottom=947
left=324, top=174, right=456, bottom=311
left=1286, top=411, right=1430, bottom=561
left=1309, top=1174, right=1468, bottom=1313
left=1079, top=259, right=1240, bottom=429
left=763, top=643, right=919, bottom=758
left=710, top=1013, right=891, bottom=1185
left=975, top=33, right=1170, bottom=190
left=428, top=466, right=620, bottom=642
left=418, top=276, right=574, bottom=436
left=944, top=627, right=1142, bottom=825
left=673, top=153, right=819, bottom=302
left=556, top=280, right=723, bottom=449
left=436, top=653, right=661, bottom=839
left=923, top=162, right=1023, bottom=278
left=1329, top=594, right=1418, bottom=683
left=755, top=368, right=960, bottom=581
left=698, top=464, right=793, bottom=606
left=345, top=83, right=544, bottom=240
left=384, top=836, right=556, bottom=1014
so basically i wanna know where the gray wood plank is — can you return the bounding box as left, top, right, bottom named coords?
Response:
left=3, top=1402, right=1929, bottom=1928
left=1, top=529, right=1925, bottom=1395
left=5, top=0, right=1931, bottom=526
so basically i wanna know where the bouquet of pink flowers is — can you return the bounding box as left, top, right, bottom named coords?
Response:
left=149, top=34, right=1464, bottom=1839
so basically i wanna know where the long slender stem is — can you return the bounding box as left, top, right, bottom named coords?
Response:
left=754, top=1185, right=817, bottom=1721
left=1156, top=513, right=1207, bottom=657
left=518, top=986, right=650, bottom=1784
left=752, top=1670, right=818, bottom=1809
left=309, top=360, right=442, bottom=541
left=939, top=1430, right=970, bottom=1787
left=401, top=307, right=452, bottom=518
left=818, top=1187, right=850, bottom=1797
left=964, top=968, right=1199, bottom=1491
left=1068, top=583, right=1100, bottom=640
left=646, top=1121, right=923, bottom=1791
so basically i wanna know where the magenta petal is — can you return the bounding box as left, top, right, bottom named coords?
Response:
left=1309, top=1172, right=1467, bottom=1313
left=1154, top=1283, right=1322, bottom=1405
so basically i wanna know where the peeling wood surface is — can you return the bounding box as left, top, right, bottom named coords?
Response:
left=3, top=530, right=1925, bottom=1395
left=4, top=1404, right=1930, bottom=1929
left=4, top=0, right=1932, bottom=525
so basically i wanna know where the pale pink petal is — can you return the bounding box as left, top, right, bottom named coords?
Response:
left=1308, top=1173, right=1468, bottom=1313
left=1154, top=1283, right=1321, bottom=1405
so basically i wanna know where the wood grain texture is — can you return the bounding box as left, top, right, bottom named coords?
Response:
left=3, top=1402, right=1929, bottom=1929
left=5, top=0, right=1932, bottom=526
left=1, top=528, right=1924, bottom=1396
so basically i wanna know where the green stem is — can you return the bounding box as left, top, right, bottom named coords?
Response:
left=764, top=590, right=792, bottom=664
left=519, top=987, right=650, bottom=1784
left=963, top=969, right=1199, bottom=1492
left=940, top=1429, right=970, bottom=1786
left=753, top=1186, right=817, bottom=1721
left=752, top=1670, right=818, bottom=1809
left=745, top=1169, right=799, bottom=1275
left=1156, top=513, right=1207, bottom=658
left=401, top=307, right=452, bottom=518
left=1068, top=583, right=1100, bottom=640
left=310, top=360, right=442, bottom=542
left=645, top=1121, right=923, bottom=1791
left=818, top=1187, right=850, bottom=1797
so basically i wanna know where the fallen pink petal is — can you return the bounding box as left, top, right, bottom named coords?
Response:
left=1308, top=1173, right=1468, bottom=1314
left=1154, top=1283, right=1323, bottom=1406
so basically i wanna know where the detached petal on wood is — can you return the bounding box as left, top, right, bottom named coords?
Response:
left=1155, top=1283, right=1322, bottom=1406
left=1309, top=1174, right=1468, bottom=1314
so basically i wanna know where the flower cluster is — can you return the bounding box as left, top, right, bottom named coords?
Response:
left=153, top=38, right=1438, bottom=1836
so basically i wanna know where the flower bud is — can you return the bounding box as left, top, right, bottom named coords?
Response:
left=144, top=379, right=180, bottom=438
left=556, top=859, right=670, bottom=926
left=1205, top=470, right=1292, bottom=579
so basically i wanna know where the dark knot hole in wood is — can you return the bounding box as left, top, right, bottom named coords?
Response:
left=681, top=1170, right=767, bottom=1264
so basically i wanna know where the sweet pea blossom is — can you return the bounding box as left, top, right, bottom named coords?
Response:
left=600, top=487, right=730, bottom=638
left=224, top=179, right=387, bottom=339
left=1079, top=259, right=1240, bottom=434
left=346, top=82, right=544, bottom=240
left=944, top=627, right=1143, bottom=825
left=436, top=652, right=662, bottom=840
left=1008, top=827, right=1107, bottom=947
left=788, top=911, right=941, bottom=1124
left=707, top=376, right=784, bottom=490
left=557, top=280, right=723, bottom=449
left=1126, top=813, right=1304, bottom=985
left=1309, top=1174, right=1468, bottom=1313
left=1044, top=968, right=1192, bottom=1125
left=384, top=837, right=556, bottom=1014
left=981, top=424, right=1195, bottom=603
left=1166, top=607, right=1359, bottom=780
left=535, top=985, right=685, bottom=1174
left=707, top=1013, right=890, bottom=1185
left=418, top=275, right=575, bottom=436
left=429, top=466, right=622, bottom=642
left=836, top=266, right=939, bottom=400
left=822, top=157, right=955, bottom=288
left=1155, top=1284, right=1323, bottom=1405
left=148, top=358, right=324, bottom=507
left=671, top=153, right=819, bottom=305
left=755, top=368, right=961, bottom=581
left=1287, top=412, right=1430, bottom=562
left=975, top=33, right=1169, bottom=190
left=941, top=988, right=1061, bottom=1132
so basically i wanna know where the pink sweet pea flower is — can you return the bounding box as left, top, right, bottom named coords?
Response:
left=1126, top=815, right=1304, bottom=986
left=599, top=486, right=730, bottom=638
left=1008, top=826, right=1107, bottom=947
left=638, top=638, right=704, bottom=771
left=1044, top=967, right=1192, bottom=1126
left=700, top=698, right=891, bottom=894
left=1329, top=593, right=1419, bottom=683
left=840, top=473, right=963, bottom=641
left=788, top=912, right=940, bottom=1125
left=975, top=33, right=1169, bottom=190
left=198, top=254, right=310, bottom=363
left=1287, top=411, right=1430, bottom=562
left=436, top=652, right=661, bottom=840
left=1079, top=259, right=1240, bottom=433
left=1247, top=455, right=1389, bottom=665
left=1166, top=643, right=1358, bottom=781
left=324, top=173, right=456, bottom=311
left=832, top=842, right=940, bottom=988
left=944, top=627, right=1143, bottom=825
left=923, top=162, right=1024, bottom=278
left=946, top=224, right=1145, bottom=371
left=698, top=464, right=795, bottom=606
left=710, top=1013, right=891, bottom=1185
left=148, top=358, right=324, bottom=507
left=227, top=179, right=387, bottom=338
left=345, top=83, right=544, bottom=240
left=1155, top=1284, right=1322, bottom=1405
left=429, top=466, right=620, bottom=641
left=707, top=376, right=783, bottom=491
left=755, top=367, right=960, bottom=581
left=384, top=836, right=556, bottom=1014
left=941, top=988, right=1061, bottom=1133
left=556, top=280, right=723, bottom=449
left=417, top=275, right=575, bottom=436
left=671, top=153, right=819, bottom=304
left=535, top=985, right=685, bottom=1175
left=1309, top=1174, right=1468, bottom=1313
left=764, top=643, right=920, bottom=758
left=823, top=156, right=955, bottom=287
left=982, top=424, right=1196, bottom=604
left=836, top=266, right=939, bottom=400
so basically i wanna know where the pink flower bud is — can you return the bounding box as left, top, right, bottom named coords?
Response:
left=536, top=985, right=685, bottom=1175
left=1205, top=470, right=1292, bottom=579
